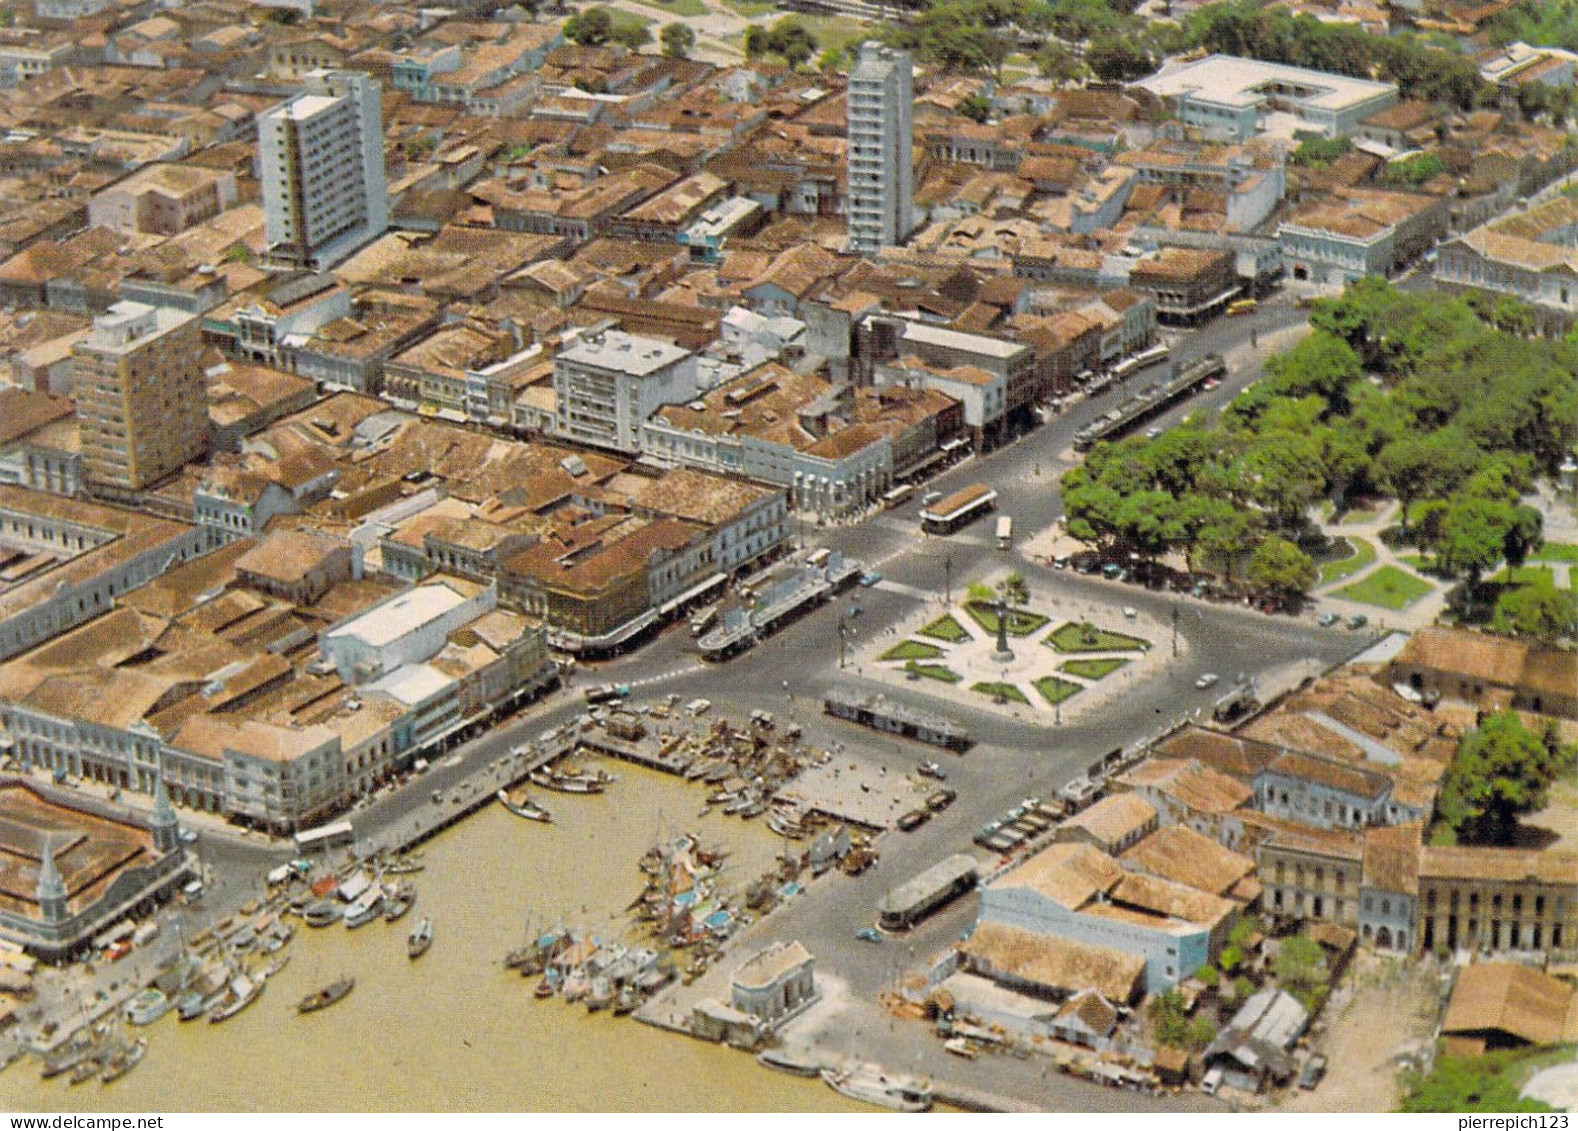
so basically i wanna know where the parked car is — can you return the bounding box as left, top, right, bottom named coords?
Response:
left=855, top=927, right=883, bottom=944
left=1318, top=612, right=1340, bottom=627
left=926, top=789, right=957, bottom=813
left=1195, top=673, right=1220, bottom=690
left=1347, top=614, right=1369, bottom=630
left=858, top=571, right=883, bottom=587
left=917, top=760, right=947, bottom=781
left=897, top=809, right=930, bottom=832
left=1122, top=606, right=1138, bottom=620
left=1299, top=1055, right=1328, bottom=1090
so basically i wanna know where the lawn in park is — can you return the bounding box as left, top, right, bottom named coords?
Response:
left=1059, top=657, right=1129, bottom=680
left=972, top=681, right=1029, bottom=704
left=655, top=0, right=708, bottom=14
left=880, top=640, right=944, bottom=662
left=1032, top=676, right=1082, bottom=705
left=1530, top=541, right=1578, bottom=563
left=919, top=614, right=972, bottom=643
left=905, top=661, right=962, bottom=684
left=1045, top=622, right=1150, bottom=653
left=1316, top=535, right=1376, bottom=586
left=1334, top=564, right=1434, bottom=610
left=964, top=601, right=1050, bottom=637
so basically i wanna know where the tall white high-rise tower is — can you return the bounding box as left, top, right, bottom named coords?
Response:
left=846, top=42, right=914, bottom=256
left=260, top=70, right=387, bottom=269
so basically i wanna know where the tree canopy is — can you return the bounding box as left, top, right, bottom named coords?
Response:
left=1060, top=283, right=1576, bottom=615
left=1437, top=711, right=1566, bottom=844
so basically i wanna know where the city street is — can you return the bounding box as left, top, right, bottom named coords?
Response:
left=34, top=296, right=1364, bottom=1108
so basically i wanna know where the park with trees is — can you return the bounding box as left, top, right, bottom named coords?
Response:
left=1058, top=281, right=1577, bottom=635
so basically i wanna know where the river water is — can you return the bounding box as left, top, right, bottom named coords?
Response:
left=10, top=765, right=862, bottom=1112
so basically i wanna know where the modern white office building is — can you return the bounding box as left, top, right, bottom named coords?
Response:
left=552, top=329, right=698, bottom=454
left=259, top=70, right=388, bottom=269
left=1134, top=55, right=1397, bottom=141
left=846, top=42, right=914, bottom=256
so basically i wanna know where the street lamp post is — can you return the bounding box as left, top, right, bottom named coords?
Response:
left=944, top=554, right=952, bottom=606
left=1172, top=602, right=1179, bottom=658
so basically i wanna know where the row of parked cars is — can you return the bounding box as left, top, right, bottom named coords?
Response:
left=973, top=797, right=1064, bottom=854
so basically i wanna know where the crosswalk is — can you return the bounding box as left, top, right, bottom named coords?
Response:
left=621, top=662, right=704, bottom=690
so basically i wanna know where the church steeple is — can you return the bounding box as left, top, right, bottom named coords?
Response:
left=150, top=774, right=180, bottom=854
left=37, top=838, right=67, bottom=923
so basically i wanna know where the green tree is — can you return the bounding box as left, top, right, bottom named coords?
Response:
left=1033, top=41, right=1084, bottom=83
left=1492, top=575, right=1578, bottom=643
left=1291, top=135, right=1352, bottom=167
left=1085, top=33, right=1153, bottom=80
left=1248, top=535, right=1317, bottom=596
left=1401, top=1051, right=1558, bottom=1113
left=660, top=21, right=695, bottom=57
left=956, top=93, right=992, bottom=123
left=565, top=7, right=613, bottom=44
left=768, top=17, right=817, bottom=68
left=611, top=20, right=652, bottom=48
left=1271, top=934, right=1328, bottom=995
left=743, top=23, right=768, bottom=57
left=1438, top=710, right=1562, bottom=843
left=966, top=581, right=996, bottom=604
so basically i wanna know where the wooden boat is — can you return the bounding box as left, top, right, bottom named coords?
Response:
left=383, top=881, right=415, bottom=923
left=303, top=900, right=341, bottom=928
left=585, top=976, right=614, bottom=1012
left=69, top=1048, right=107, bottom=1085
left=533, top=974, right=557, bottom=999
left=757, top=1048, right=823, bottom=1078
left=298, top=976, right=355, bottom=1014
left=99, top=1039, right=146, bottom=1084
left=407, top=917, right=433, bottom=960
left=612, top=984, right=641, bottom=1016
left=125, top=988, right=170, bottom=1026
left=820, top=1066, right=932, bottom=1112
left=343, top=887, right=383, bottom=929
left=208, top=974, right=263, bottom=1023
left=560, top=969, right=591, bottom=1003
left=497, top=787, right=552, bottom=823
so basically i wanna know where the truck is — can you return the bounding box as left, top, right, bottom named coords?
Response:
left=995, top=515, right=1012, bottom=550
left=583, top=683, right=630, bottom=705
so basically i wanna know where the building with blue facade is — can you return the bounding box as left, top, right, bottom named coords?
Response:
left=977, top=842, right=1237, bottom=994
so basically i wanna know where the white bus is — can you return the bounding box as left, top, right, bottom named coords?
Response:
left=806, top=548, right=832, bottom=569
left=995, top=515, right=1013, bottom=550
left=294, top=820, right=355, bottom=852
left=882, top=484, right=915, bottom=509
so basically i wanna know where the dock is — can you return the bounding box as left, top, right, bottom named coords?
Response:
left=351, top=729, right=582, bottom=857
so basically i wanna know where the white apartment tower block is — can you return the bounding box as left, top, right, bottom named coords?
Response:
left=847, top=43, right=914, bottom=256
left=260, top=70, right=388, bottom=269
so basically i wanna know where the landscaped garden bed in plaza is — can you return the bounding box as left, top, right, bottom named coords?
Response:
left=905, top=660, right=962, bottom=683
left=1334, top=564, right=1433, bottom=610
left=1032, top=676, right=1082, bottom=705
left=1059, top=657, right=1129, bottom=680
left=963, top=601, right=1050, bottom=636
left=919, top=614, right=972, bottom=643
left=1045, top=621, right=1150, bottom=653
left=880, top=640, right=945, bottom=662
left=972, top=681, right=1029, bottom=704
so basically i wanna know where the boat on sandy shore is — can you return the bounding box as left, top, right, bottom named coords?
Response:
left=497, top=787, right=552, bottom=823
left=99, top=1039, right=146, bottom=1084
left=407, top=917, right=432, bottom=960
left=41, top=1040, right=99, bottom=1079
left=820, top=1066, right=932, bottom=1112
left=757, top=1048, right=823, bottom=1078
left=298, top=976, right=354, bottom=1014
